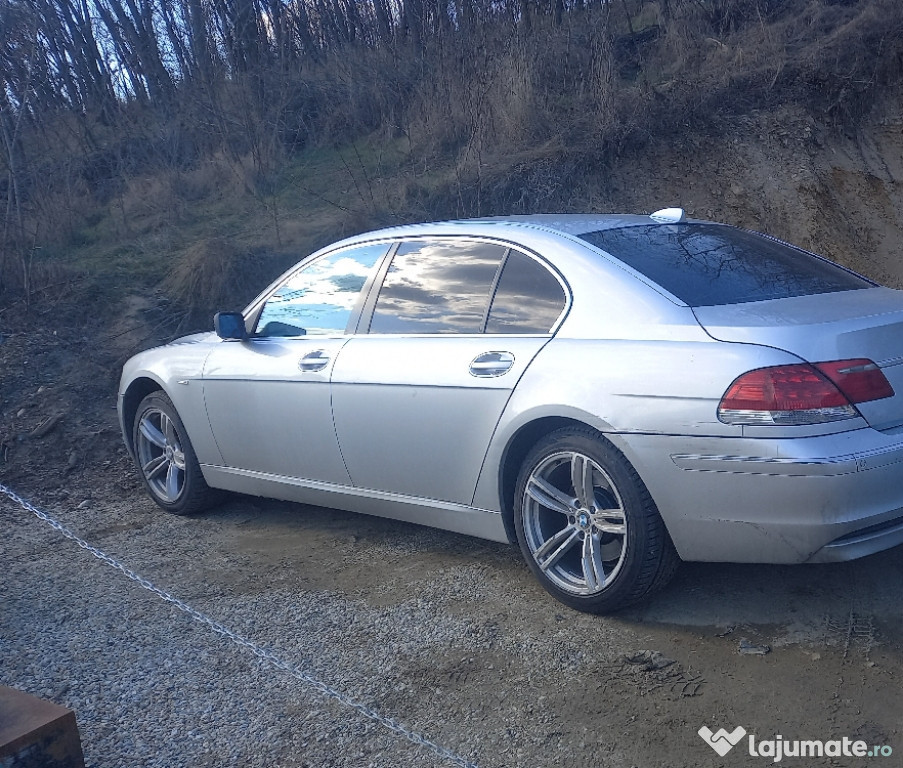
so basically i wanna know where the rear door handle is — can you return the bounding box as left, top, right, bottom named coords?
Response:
left=470, top=351, right=515, bottom=377
left=299, top=349, right=330, bottom=372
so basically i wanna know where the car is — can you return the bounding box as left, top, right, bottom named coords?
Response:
left=118, top=209, right=903, bottom=613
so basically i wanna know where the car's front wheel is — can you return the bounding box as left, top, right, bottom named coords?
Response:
left=514, top=426, right=678, bottom=613
left=132, top=391, right=218, bottom=515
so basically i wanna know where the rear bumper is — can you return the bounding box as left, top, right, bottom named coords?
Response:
left=619, top=427, right=903, bottom=564
left=813, top=515, right=903, bottom=562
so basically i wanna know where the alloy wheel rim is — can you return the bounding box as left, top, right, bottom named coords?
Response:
left=522, top=451, right=628, bottom=595
left=136, top=408, right=186, bottom=503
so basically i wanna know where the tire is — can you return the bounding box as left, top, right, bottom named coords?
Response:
left=514, top=426, right=679, bottom=613
left=132, top=391, right=219, bottom=515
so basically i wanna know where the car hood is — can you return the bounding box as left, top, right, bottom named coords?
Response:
left=169, top=331, right=218, bottom=346
left=694, top=287, right=903, bottom=430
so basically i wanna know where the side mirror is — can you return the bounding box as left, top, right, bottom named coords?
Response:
left=214, top=311, right=247, bottom=340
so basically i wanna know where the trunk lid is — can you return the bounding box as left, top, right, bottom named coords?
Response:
left=694, top=287, right=903, bottom=430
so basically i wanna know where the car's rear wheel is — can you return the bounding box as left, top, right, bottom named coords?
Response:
left=514, top=426, right=678, bottom=613
left=133, top=391, right=218, bottom=515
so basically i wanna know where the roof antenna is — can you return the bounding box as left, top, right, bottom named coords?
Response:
left=650, top=207, right=684, bottom=223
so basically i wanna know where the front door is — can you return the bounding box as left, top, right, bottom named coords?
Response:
left=201, top=242, right=390, bottom=484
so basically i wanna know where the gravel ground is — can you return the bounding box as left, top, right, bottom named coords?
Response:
left=2, top=485, right=631, bottom=768
left=3, top=490, right=490, bottom=768
left=3, top=478, right=903, bottom=768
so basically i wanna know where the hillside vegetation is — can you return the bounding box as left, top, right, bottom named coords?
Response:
left=2, top=0, right=903, bottom=326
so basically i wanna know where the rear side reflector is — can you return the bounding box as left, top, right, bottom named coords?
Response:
left=718, top=359, right=894, bottom=426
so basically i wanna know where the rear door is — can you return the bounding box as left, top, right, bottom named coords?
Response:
left=331, top=239, right=568, bottom=505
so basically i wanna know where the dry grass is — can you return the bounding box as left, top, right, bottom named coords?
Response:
left=3, top=0, right=902, bottom=313
left=162, top=237, right=234, bottom=313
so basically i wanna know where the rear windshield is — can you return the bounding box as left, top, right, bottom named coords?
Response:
left=579, top=224, right=873, bottom=306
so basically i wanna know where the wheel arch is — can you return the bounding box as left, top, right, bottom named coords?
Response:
left=120, top=376, right=165, bottom=457
left=498, top=416, right=593, bottom=544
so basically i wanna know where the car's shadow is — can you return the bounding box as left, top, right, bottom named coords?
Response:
left=209, top=494, right=903, bottom=637
left=625, top=552, right=903, bottom=632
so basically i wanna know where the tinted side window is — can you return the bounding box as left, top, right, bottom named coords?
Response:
left=369, top=240, right=507, bottom=334
left=255, top=243, right=386, bottom=337
left=579, top=224, right=873, bottom=306
left=486, top=250, right=566, bottom=334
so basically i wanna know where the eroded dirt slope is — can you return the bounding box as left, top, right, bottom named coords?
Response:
left=2, top=99, right=903, bottom=767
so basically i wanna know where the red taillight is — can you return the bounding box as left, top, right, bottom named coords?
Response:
left=718, top=359, right=894, bottom=426
left=812, top=359, right=895, bottom=404
left=720, top=365, right=847, bottom=411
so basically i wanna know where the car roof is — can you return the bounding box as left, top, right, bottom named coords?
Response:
left=246, top=212, right=715, bottom=327
left=463, top=213, right=670, bottom=235
left=360, top=213, right=688, bottom=241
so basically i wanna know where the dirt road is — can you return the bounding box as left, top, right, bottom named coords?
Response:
left=4, top=468, right=901, bottom=767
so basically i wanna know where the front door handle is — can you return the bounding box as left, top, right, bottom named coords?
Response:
left=299, top=349, right=329, bottom=372
left=470, top=351, right=515, bottom=377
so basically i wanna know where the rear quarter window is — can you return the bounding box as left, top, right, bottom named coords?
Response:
left=486, top=250, right=566, bottom=334
left=579, top=224, right=873, bottom=306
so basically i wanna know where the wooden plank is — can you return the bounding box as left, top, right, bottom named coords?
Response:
left=0, top=686, right=85, bottom=768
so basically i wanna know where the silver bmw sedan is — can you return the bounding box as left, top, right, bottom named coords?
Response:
left=119, top=210, right=903, bottom=612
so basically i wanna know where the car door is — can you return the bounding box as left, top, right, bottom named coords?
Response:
left=331, top=239, right=568, bottom=505
left=201, top=242, right=389, bottom=484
